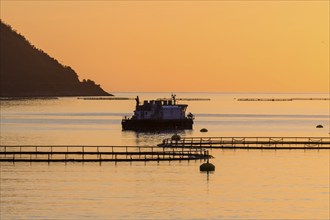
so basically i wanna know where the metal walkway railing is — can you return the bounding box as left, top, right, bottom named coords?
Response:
left=159, top=137, right=330, bottom=149
left=0, top=145, right=211, bottom=163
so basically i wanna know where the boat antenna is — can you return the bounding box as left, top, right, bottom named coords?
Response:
left=135, top=96, right=140, bottom=107
left=171, top=94, right=176, bottom=105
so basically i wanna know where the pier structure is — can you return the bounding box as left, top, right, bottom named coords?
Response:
left=78, top=97, right=134, bottom=100
left=0, top=145, right=211, bottom=163
left=237, top=98, right=330, bottom=101
left=157, top=98, right=211, bottom=101
left=78, top=97, right=211, bottom=101
left=159, top=137, right=330, bottom=149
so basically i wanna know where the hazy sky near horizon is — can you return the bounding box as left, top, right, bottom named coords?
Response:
left=1, top=1, right=329, bottom=93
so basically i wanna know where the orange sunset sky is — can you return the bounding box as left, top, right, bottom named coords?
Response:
left=1, top=1, right=329, bottom=93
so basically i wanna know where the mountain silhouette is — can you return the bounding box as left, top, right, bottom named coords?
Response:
left=0, top=21, right=112, bottom=97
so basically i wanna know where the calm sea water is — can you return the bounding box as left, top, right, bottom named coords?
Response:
left=1, top=92, right=329, bottom=219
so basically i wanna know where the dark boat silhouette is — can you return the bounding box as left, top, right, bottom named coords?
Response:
left=122, top=94, right=194, bottom=131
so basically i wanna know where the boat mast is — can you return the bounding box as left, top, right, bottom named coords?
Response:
left=135, top=96, right=140, bottom=107
left=171, top=94, right=176, bottom=105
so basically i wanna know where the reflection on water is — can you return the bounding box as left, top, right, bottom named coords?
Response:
left=0, top=93, right=329, bottom=219
left=1, top=150, right=329, bottom=219
left=1, top=92, right=329, bottom=146
left=129, top=130, right=193, bottom=146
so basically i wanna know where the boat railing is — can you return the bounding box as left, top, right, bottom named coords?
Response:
left=122, top=116, right=131, bottom=120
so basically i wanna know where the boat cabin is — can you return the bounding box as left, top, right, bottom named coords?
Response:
left=133, top=98, right=187, bottom=120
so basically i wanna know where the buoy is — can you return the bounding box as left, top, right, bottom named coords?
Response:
left=171, top=134, right=181, bottom=141
left=200, top=162, right=215, bottom=172
left=200, top=150, right=215, bottom=171
left=200, top=128, right=208, bottom=132
left=316, top=125, right=323, bottom=128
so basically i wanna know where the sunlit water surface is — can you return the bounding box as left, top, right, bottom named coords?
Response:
left=1, top=92, right=329, bottom=219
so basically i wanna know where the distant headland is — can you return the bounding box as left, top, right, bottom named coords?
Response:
left=0, top=21, right=112, bottom=97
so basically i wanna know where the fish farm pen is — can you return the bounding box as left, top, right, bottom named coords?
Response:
left=237, top=98, right=330, bottom=101
left=0, top=145, right=211, bottom=163
left=159, top=137, right=330, bottom=149
left=1, top=137, right=328, bottom=163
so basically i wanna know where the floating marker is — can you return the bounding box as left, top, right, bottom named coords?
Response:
left=200, top=162, right=215, bottom=172
left=171, top=134, right=181, bottom=141
left=200, top=128, right=208, bottom=132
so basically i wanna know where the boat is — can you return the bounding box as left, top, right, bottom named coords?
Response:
left=122, top=94, right=194, bottom=131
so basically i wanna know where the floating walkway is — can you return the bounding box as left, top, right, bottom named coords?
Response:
left=237, top=98, right=329, bottom=102
left=157, top=98, right=211, bottom=101
left=78, top=97, right=134, bottom=100
left=159, top=137, right=330, bottom=149
left=177, top=98, right=210, bottom=101
left=79, top=97, right=211, bottom=101
left=0, top=145, right=211, bottom=163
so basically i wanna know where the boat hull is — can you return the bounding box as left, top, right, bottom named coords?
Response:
left=122, top=119, right=193, bottom=131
